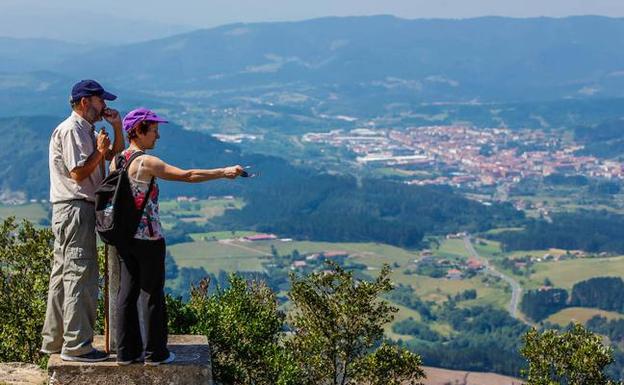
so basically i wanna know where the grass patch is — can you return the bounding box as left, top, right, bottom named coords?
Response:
left=483, top=227, right=524, bottom=235
left=546, top=307, right=624, bottom=326
left=169, top=240, right=268, bottom=273
left=527, top=256, right=624, bottom=290
left=434, top=238, right=468, bottom=259
left=392, top=274, right=500, bottom=304
left=472, top=238, right=503, bottom=259
left=255, top=240, right=417, bottom=267
left=188, top=231, right=260, bottom=241
left=170, top=238, right=419, bottom=275
left=160, top=197, right=245, bottom=227
left=0, top=203, right=48, bottom=224
left=384, top=303, right=422, bottom=341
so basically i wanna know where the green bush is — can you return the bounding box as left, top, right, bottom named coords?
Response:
left=166, top=294, right=197, bottom=335
left=288, top=262, right=425, bottom=385
left=0, top=218, right=424, bottom=385
left=351, top=342, right=425, bottom=385
left=521, top=324, right=623, bottom=385
left=0, top=218, right=53, bottom=366
left=188, top=275, right=301, bottom=385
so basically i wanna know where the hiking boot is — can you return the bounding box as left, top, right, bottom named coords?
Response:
left=144, top=351, right=175, bottom=366
left=117, top=353, right=145, bottom=366
left=60, top=349, right=109, bottom=362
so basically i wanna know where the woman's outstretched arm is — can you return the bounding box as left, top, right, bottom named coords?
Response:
left=143, top=155, right=243, bottom=182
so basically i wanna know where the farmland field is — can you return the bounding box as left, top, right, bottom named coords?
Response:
left=527, top=256, right=624, bottom=289
left=546, top=307, right=624, bottom=326
left=0, top=203, right=49, bottom=225
left=159, top=197, right=245, bottom=229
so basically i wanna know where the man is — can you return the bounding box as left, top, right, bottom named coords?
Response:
left=41, top=79, right=124, bottom=362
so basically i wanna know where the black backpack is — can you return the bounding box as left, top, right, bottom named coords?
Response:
left=95, top=151, right=154, bottom=248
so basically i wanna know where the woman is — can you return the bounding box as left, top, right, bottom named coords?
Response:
left=113, top=107, right=243, bottom=365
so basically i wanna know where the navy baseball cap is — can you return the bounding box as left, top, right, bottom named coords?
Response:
left=70, top=79, right=117, bottom=103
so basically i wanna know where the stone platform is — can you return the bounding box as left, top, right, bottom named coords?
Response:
left=47, top=335, right=213, bottom=385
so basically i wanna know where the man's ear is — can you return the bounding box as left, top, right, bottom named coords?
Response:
left=79, top=97, right=89, bottom=111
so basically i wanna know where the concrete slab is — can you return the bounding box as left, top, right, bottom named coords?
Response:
left=47, top=335, right=213, bottom=385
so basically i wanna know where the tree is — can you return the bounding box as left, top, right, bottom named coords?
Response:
left=288, top=262, right=425, bottom=385
left=351, top=342, right=424, bottom=385
left=570, top=277, right=624, bottom=312
left=164, top=251, right=179, bottom=280
left=520, top=288, right=568, bottom=322
left=188, top=275, right=300, bottom=385
left=521, top=324, right=623, bottom=385
left=0, top=217, right=53, bottom=365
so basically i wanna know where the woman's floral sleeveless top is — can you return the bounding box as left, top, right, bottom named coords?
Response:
left=123, top=149, right=164, bottom=240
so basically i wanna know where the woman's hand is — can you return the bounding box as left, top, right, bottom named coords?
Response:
left=223, top=165, right=244, bottom=179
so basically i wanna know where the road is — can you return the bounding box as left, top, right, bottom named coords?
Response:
left=463, top=236, right=523, bottom=319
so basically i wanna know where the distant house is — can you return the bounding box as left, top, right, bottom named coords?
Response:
left=446, top=232, right=468, bottom=239
left=446, top=269, right=463, bottom=280
left=420, top=249, right=433, bottom=257
left=243, top=234, right=278, bottom=241
left=538, top=286, right=553, bottom=292
left=467, top=258, right=485, bottom=270
left=306, top=253, right=321, bottom=261
left=323, top=251, right=349, bottom=258
left=418, top=256, right=435, bottom=264
left=291, top=261, right=307, bottom=269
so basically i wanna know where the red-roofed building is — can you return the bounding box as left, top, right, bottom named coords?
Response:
left=446, top=269, right=463, bottom=280
left=467, top=258, right=484, bottom=270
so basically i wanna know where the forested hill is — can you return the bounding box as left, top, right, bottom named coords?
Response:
left=0, top=115, right=522, bottom=247
left=3, top=16, right=624, bottom=114
left=575, top=118, right=624, bottom=159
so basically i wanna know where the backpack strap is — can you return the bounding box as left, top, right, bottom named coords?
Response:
left=113, top=153, right=125, bottom=171
left=123, top=150, right=146, bottom=170
left=142, top=177, right=156, bottom=237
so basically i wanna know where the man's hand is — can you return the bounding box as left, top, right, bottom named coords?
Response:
left=223, top=165, right=244, bottom=179
left=97, top=129, right=111, bottom=154
left=102, top=108, right=122, bottom=128
left=102, top=108, right=124, bottom=160
left=70, top=129, right=110, bottom=182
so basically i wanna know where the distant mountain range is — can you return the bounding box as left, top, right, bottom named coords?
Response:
left=2, top=15, right=624, bottom=107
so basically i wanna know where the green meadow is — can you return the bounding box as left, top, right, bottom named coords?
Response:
left=546, top=307, right=624, bottom=326
left=0, top=203, right=49, bottom=225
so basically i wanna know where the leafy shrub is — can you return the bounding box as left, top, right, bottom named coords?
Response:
left=288, top=262, right=425, bottom=385
left=0, top=218, right=53, bottom=366
left=521, top=324, right=623, bottom=385
left=188, top=275, right=300, bottom=385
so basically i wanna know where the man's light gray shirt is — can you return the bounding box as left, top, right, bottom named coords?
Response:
left=49, top=111, right=103, bottom=203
